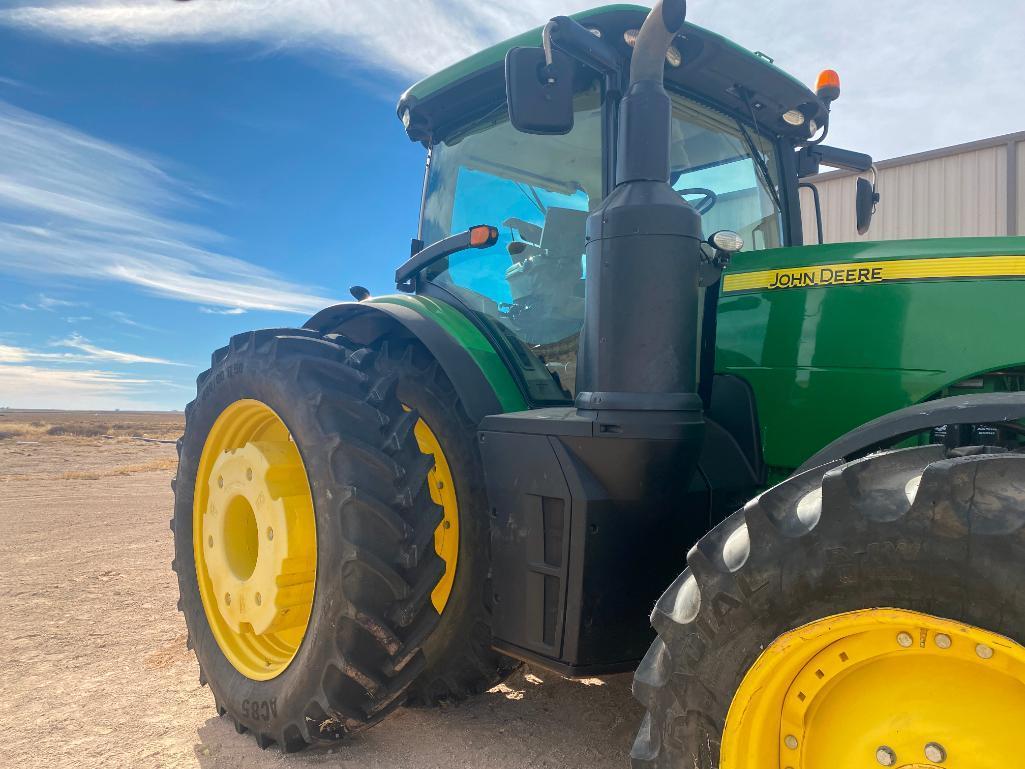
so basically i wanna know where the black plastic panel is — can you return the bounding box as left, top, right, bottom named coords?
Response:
left=482, top=431, right=573, bottom=659
left=480, top=407, right=706, bottom=672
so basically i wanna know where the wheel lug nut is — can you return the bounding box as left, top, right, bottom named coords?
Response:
left=208, top=535, right=213, bottom=548
left=876, top=746, right=897, bottom=766
left=266, top=527, right=274, bottom=541
left=224, top=592, right=231, bottom=605
left=934, top=633, right=951, bottom=649
left=977, top=643, right=994, bottom=659
left=255, top=592, right=262, bottom=606
left=784, top=735, right=798, bottom=750
left=217, top=476, right=223, bottom=488
left=246, top=467, right=253, bottom=481
left=897, top=632, right=914, bottom=648
left=924, top=742, right=947, bottom=763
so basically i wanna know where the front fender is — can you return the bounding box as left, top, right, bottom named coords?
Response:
left=304, top=295, right=527, bottom=423
left=797, top=392, right=1025, bottom=473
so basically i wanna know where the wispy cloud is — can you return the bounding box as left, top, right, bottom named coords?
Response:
left=3, top=293, right=85, bottom=313
left=58, top=332, right=188, bottom=365
left=0, top=336, right=186, bottom=366
left=1, top=302, right=35, bottom=312
left=0, top=98, right=338, bottom=313
left=104, top=310, right=158, bottom=332
left=0, top=344, right=63, bottom=364
left=0, top=363, right=181, bottom=410
left=199, top=306, right=245, bottom=315
left=107, top=310, right=136, bottom=325
left=2, top=1, right=1022, bottom=158
left=37, top=293, right=83, bottom=310
left=0, top=0, right=561, bottom=79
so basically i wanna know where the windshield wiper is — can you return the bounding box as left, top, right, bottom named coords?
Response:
left=514, top=181, right=548, bottom=216
left=734, top=93, right=783, bottom=214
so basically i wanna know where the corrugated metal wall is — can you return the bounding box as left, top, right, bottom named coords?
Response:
left=1018, top=139, right=1025, bottom=235
left=800, top=132, right=1025, bottom=244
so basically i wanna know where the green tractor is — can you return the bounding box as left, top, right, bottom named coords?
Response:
left=171, top=2, right=1025, bottom=765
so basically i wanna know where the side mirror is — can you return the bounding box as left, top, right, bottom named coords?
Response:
left=856, top=176, right=880, bottom=235
left=505, top=47, right=574, bottom=135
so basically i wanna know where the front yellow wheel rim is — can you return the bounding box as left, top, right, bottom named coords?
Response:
left=193, top=399, right=317, bottom=681
left=408, top=411, right=459, bottom=613
left=721, top=608, right=1025, bottom=769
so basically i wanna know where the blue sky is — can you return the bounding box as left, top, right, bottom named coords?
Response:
left=1, top=0, right=1022, bottom=410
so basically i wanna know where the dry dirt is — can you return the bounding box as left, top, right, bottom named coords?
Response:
left=0, top=410, right=644, bottom=769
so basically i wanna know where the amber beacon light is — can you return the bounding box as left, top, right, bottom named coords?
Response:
left=816, top=69, right=841, bottom=103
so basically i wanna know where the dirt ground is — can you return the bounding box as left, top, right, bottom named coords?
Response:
left=0, top=410, right=643, bottom=769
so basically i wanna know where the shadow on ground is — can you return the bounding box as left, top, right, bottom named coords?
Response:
left=192, top=667, right=643, bottom=769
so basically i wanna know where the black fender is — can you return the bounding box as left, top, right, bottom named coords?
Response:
left=304, top=302, right=504, bottom=424
left=797, top=392, right=1025, bottom=473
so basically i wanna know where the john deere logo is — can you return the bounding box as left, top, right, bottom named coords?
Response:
left=767, top=266, right=885, bottom=289
left=722, top=255, right=1025, bottom=294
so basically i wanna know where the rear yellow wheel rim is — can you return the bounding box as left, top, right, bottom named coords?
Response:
left=721, top=608, right=1025, bottom=769
left=407, top=408, right=459, bottom=613
left=193, top=399, right=317, bottom=681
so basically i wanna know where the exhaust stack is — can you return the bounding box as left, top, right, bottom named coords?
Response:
left=575, top=0, right=705, bottom=423
left=483, top=1, right=709, bottom=675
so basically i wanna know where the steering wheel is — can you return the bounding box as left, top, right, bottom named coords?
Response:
left=678, top=187, right=718, bottom=214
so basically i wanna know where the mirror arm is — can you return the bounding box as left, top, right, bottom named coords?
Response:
left=395, top=226, right=499, bottom=289
left=806, top=111, right=830, bottom=148
left=798, top=182, right=825, bottom=245
left=545, top=16, right=623, bottom=79
left=798, top=144, right=874, bottom=178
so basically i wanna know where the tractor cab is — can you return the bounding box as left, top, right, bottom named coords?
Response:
left=396, top=5, right=866, bottom=400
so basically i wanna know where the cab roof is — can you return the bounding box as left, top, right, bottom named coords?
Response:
left=397, top=4, right=825, bottom=145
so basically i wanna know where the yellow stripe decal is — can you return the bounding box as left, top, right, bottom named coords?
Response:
left=722, top=255, right=1025, bottom=293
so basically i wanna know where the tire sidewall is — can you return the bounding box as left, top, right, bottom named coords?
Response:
left=174, top=345, right=350, bottom=737
left=690, top=496, right=1025, bottom=711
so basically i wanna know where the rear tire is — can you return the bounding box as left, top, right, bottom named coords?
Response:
left=631, top=444, right=1025, bottom=767
left=373, top=339, right=519, bottom=704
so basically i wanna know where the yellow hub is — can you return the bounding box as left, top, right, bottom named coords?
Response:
left=721, top=608, right=1025, bottom=769
left=408, top=410, right=459, bottom=613
left=194, top=399, right=317, bottom=681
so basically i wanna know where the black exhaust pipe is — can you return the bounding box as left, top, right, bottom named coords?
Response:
left=480, top=1, right=708, bottom=676
left=576, top=0, right=704, bottom=425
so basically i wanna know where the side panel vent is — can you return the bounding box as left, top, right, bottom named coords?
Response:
left=482, top=432, right=572, bottom=658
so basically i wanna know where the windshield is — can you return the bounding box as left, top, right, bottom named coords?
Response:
left=669, top=95, right=783, bottom=250
left=419, top=89, right=783, bottom=401
left=421, top=88, right=602, bottom=402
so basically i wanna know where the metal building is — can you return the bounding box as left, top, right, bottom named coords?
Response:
left=800, top=131, right=1025, bottom=244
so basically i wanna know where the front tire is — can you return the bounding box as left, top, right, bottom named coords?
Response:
left=172, top=329, right=447, bottom=750
left=631, top=445, right=1025, bottom=768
